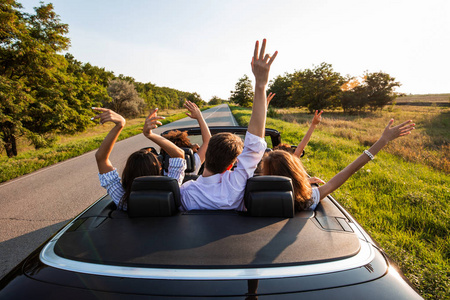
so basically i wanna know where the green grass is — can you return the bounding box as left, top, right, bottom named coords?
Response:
left=0, top=106, right=214, bottom=183
left=230, top=105, right=450, bottom=300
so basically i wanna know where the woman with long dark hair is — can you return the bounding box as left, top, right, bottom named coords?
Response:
left=93, top=107, right=186, bottom=211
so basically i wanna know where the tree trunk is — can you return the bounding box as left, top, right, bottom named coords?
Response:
left=2, top=124, right=18, bottom=157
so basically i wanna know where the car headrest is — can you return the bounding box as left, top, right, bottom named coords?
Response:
left=162, top=148, right=196, bottom=173
left=128, top=176, right=181, bottom=217
left=244, top=176, right=295, bottom=218
left=140, top=146, right=159, bottom=156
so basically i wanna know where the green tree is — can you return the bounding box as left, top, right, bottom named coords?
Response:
left=364, top=71, right=400, bottom=111
left=209, top=95, right=225, bottom=105
left=341, top=85, right=367, bottom=113
left=105, top=79, right=145, bottom=118
left=340, top=72, right=401, bottom=113
left=268, top=73, right=293, bottom=107
left=0, top=2, right=93, bottom=155
left=289, top=63, right=344, bottom=112
left=63, top=53, right=109, bottom=125
left=186, top=92, right=205, bottom=107
left=230, top=74, right=254, bottom=107
left=0, top=0, right=27, bottom=156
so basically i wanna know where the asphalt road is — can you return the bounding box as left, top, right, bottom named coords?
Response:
left=0, top=104, right=237, bottom=279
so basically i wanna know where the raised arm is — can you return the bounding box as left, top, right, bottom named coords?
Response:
left=248, top=39, right=278, bottom=138
left=317, top=119, right=415, bottom=200
left=143, top=108, right=184, bottom=159
left=293, top=110, right=323, bottom=157
left=184, top=100, right=211, bottom=162
left=93, top=108, right=126, bottom=174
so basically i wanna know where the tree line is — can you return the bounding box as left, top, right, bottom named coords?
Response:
left=0, top=1, right=212, bottom=157
left=231, top=62, right=400, bottom=113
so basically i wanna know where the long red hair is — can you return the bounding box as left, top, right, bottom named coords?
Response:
left=262, top=150, right=313, bottom=210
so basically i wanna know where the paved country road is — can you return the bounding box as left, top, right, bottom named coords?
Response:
left=0, top=104, right=238, bottom=279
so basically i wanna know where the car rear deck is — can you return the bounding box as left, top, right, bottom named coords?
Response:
left=44, top=194, right=367, bottom=279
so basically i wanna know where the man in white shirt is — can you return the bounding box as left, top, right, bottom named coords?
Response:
left=180, top=39, right=278, bottom=211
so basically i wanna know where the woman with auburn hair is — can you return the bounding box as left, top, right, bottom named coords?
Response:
left=263, top=119, right=415, bottom=210
left=163, top=100, right=211, bottom=175
left=263, top=150, right=314, bottom=210
left=93, top=107, right=186, bottom=211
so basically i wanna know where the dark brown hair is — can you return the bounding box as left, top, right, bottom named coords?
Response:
left=205, top=132, right=243, bottom=174
left=262, top=150, right=313, bottom=210
left=162, top=130, right=192, bottom=148
left=120, top=149, right=161, bottom=209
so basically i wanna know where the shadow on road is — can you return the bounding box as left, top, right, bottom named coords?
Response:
left=0, top=220, right=70, bottom=280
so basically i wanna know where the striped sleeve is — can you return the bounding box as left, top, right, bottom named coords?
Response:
left=167, top=157, right=186, bottom=186
left=98, top=169, right=126, bottom=209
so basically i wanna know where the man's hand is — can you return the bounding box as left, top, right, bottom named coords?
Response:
left=247, top=39, right=277, bottom=137
left=91, top=107, right=125, bottom=127
left=184, top=101, right=202, bottom=120
left=143, top=108, right=165, bottom=138
left=251, top=39, right=278, bottom=87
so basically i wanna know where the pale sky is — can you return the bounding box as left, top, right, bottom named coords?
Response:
left=19, top=0, right=450, bottom=101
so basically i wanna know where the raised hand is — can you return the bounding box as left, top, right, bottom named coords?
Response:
left=143, top=108, right=165, bottom=138
left=93, top=108, right=126, bottom=174
left=317, top=118, right=415, bottom=201
left=312, top=110, right=323, bottom=126
left=184, top=101, right=202, bottom=120
left=248, top=39, right=278, bottom=138
left=267, top=92, right=276, bottom=106
left=308, top=177, right=325, bottom=185
left=91, top=107, right=125, bottom=126
left=251, top=39, right=278, bottom=86
left=380, top=119, right=415, bottom=143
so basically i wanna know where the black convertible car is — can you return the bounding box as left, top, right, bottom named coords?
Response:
left=0, top=127, right=422, bottom=299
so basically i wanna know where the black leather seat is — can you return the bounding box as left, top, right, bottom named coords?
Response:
left=162, top=147, right=196, bottom=174
left=244, top=176, right=295, bottom=218
left=128, top=176, right=181, bottom=217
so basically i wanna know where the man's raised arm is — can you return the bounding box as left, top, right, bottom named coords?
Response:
left=247, top=39, right=277, bottom=138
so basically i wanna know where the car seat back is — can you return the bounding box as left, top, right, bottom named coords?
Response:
left=128, top=176, right=180, bottom=217
left=244, top=176, right=295, bottom=218
left=162, top=147, right=196, bottom=173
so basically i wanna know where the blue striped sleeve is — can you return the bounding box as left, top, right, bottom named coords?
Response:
left=98, top=169, right=126, bottom=209
left=167, top=158, right=186, bottom=186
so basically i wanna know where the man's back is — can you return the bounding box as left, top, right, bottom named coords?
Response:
left=180, top=132, right=266, bottom=211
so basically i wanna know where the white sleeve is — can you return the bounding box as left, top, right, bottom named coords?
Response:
left=308, top=187, right=321, bottom=210
left=193, top=153, right=202, bottom=175
left=227, top=131, right=267, bottom=190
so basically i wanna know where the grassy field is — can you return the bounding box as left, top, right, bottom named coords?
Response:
left=230, top=103, right=449, bottom=299
left=0, top=107, right=204, bottom=183
left=396, top=93, right=450, bottom=106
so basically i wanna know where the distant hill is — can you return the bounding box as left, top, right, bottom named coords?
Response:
left=396, top=93, right=450, bottom=106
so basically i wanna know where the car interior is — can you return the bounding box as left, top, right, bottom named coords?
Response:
left=52, top=127, right=362, bottom=271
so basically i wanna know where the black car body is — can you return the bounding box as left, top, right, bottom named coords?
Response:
left=0, top=127, right=422, bottom=299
